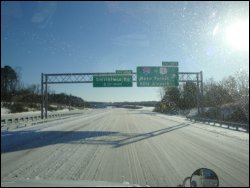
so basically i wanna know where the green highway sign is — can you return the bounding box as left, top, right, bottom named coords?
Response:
left=162, top=61, right=178, bottom=67
left=93, top=75, right=132, bottom=87
left=137, top=66, right=179, bottom=87
left=116, top=70, right=133, bottom=74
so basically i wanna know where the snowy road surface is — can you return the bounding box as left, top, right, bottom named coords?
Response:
left=1, top=108, right=249, bottom=187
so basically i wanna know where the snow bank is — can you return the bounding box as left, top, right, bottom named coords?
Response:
left=141, top=107, right=249, bottom=141
left=193, top=122, right=249, bottom=141
left=137, top=106, right=155, bottom=111
left=1, top=107, right=10, bottom=115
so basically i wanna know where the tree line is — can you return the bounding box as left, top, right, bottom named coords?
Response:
left=1, top=65, right=89, bottom=112
left=155, top=70, right=249, bottom=123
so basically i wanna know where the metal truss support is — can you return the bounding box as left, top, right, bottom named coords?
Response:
left=41, top=72, right=204, bottom=119
left=41, top=73, right=44, bottom=119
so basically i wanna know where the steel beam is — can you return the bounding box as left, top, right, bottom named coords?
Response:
left=41, top=71, right=204, bottom=118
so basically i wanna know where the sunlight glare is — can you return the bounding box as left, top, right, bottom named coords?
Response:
left=225, top=20, right=249, bottom=50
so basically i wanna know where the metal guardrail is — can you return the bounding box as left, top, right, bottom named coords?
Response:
left=186, top=116, right=249, bottom=133
left=1, top=111, right=83, bottom=128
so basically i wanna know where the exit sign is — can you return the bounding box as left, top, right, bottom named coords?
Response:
left=93, top=75, right=132, bottom=87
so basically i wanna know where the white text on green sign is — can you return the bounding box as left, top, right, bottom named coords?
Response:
left=137, top=66, right=179, bottom=87
left=162, top=61, right=178, bottom=67
left=93, top=75, right=132, bottom=87
left=116, top=70, right=133, bottom=74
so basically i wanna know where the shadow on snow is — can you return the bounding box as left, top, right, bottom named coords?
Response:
left=1, top=122, right=192, bottom=153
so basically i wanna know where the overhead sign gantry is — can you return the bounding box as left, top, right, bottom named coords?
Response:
left=41, top=61, right=203, bottom=119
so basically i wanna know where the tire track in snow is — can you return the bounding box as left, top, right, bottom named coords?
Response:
left=1, top=111, right=109, bottom=181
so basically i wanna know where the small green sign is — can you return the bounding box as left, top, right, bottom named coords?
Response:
left=137, top=66, right=178, bottom=87
left=93, top=75, right=132, bottom=87
left=116, top=70, right=133, bottom=74
left=162, top=61, right=178, bottom=67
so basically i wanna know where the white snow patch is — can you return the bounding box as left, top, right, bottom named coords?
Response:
left=1, top=107, right=10, bottom=115
left=1, top=109, right=70, bottom=117
left=192, top=122, right=249, bottom=141
left=139, top=107, right=249, bottom=141
left=137, top=106, right=155, bottom=111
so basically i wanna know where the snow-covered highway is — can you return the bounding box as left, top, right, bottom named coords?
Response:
left=1, top=108, right=249, bottom=187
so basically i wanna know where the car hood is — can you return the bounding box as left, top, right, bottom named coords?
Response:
left=1, top=179, right=143, bottom=187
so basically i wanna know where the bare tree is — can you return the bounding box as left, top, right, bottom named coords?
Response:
left=221, top=76, right=238, bottom=99
left=235, top=70, right=249, bottom=121
left=158, top=87, right=166, bottom=101
left=14, top=66, right=22, bottom=91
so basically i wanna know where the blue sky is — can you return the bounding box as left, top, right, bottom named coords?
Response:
left=1, top=1, right=249, bottom=102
